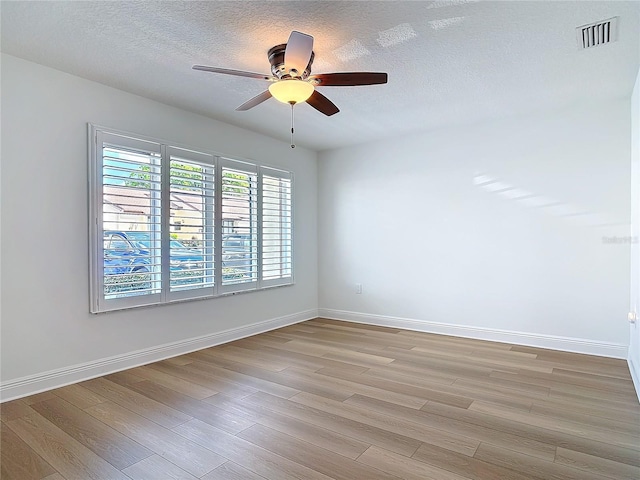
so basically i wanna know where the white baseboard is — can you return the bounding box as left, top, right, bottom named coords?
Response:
left=0, top=309, right=318, bottom=403
left=3, top=307, right=630, bottom=403
left=318, top=308, right=628, bottom=359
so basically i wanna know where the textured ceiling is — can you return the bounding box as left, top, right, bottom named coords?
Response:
left=2, top=1, right=639, bottom=151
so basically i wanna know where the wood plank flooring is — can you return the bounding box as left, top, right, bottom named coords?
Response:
left=2, top=318, right=639, bottom=480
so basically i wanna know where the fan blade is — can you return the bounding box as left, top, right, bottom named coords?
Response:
left=310, top=72, right=388, bottom=86
left=284, top=31, right=313, bottom=76
left=236, top=90, right=272, bottom=111
left=193, top=65, right=274, bottom=81
left=306, top=90, right=339, bottom=116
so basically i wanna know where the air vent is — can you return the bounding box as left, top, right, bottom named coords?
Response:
left=576, top=17, right=618, bottom=49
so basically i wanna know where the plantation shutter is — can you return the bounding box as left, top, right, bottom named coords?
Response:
left=219, top=159, right=258, bottom=293
left=167, top=147, right=215, bottom=300
left=90, top=126, right=294, bottom=313
left=261, top=168, right=293, bottom=286
left=93, top=131, right=162, bottom=312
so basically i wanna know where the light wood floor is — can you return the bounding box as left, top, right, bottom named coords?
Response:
left=2, top=318, right=639, bottom=480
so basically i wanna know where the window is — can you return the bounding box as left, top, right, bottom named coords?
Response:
left=220, top=160, right=257, bottom=292
left=168, top=148, right=215, bottom=299
left=262, top=169, right=292, bottom=286
left=89, top=126, right=293, bottom=313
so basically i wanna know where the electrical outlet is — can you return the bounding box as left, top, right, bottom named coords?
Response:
left=356, top=283, right=362, bottom=294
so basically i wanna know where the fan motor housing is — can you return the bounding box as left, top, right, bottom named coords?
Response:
left=268, top=43, right=314, bottom=79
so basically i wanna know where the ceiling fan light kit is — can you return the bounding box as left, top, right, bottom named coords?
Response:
left=194, top=30, right=388, bottom=147
left=269, top=79, right=314, bottom=104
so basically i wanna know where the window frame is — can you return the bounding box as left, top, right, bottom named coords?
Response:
left=88, top=124, right=294, bottom=313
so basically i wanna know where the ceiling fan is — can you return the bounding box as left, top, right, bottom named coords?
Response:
left=193, top=31, right=388, bottom=117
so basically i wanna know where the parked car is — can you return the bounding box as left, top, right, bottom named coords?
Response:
left=125, top=232, right=204, bottom=269
left=104, top=231, right=205, bottom=275
left=103, top=230, right=252, bottom=275
left=222, top=234, right=254, bottom=268
left=103, top=231, right=151, bottom=275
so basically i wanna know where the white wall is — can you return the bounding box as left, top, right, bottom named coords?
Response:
left=0, top=54, right=318, bottom=394
left=319, top=100, right=631, bottom=356
left=629, top=68, right=640, bottom=395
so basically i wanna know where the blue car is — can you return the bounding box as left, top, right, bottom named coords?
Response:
left=125, top=232, right=204, bottom=269
left=104, top=231, right=204, bottom=274
left=124, top=231, right=249, bottom=269
left=103, top=231, right=151, bottom=275
left=104, top=231, right=255, bottom=279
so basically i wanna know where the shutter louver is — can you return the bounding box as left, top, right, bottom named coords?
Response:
left=220, top=163, right=258, bottom=290
left=101, top=140, right=162, bottom=300
left=262, top=173, right=292, bottom=285
left=168, top=149, right=215, bottom=294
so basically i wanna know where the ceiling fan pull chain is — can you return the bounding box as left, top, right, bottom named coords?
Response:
left=290, top=102, right=296, bottom=149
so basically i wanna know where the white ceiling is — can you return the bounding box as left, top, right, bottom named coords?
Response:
left=2, top=1, right=639, bottom=152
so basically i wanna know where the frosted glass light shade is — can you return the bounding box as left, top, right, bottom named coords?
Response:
left=269, top=79, right=314, bottom=104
